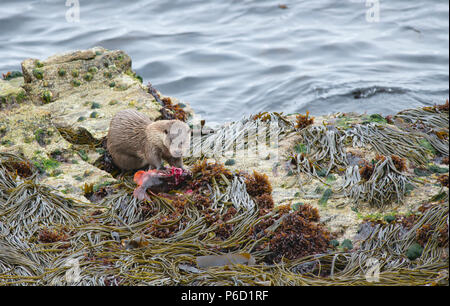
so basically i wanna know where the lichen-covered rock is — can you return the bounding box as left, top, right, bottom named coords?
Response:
left=0, top=77, right=27, bottom=109
left=0, top=47, right=188, bottom=201
left=21, top=46, right=162, bottom=139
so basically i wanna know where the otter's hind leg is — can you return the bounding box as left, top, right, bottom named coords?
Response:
left=112, top=153, right=146, bottom=170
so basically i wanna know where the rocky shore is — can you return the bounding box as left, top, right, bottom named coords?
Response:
left=0, top=48, right=448, bottom=285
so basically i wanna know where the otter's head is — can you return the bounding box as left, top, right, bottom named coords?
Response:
left=158, top=120, right=191, bottom=158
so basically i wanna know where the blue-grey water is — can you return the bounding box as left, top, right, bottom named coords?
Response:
left=0, top=0, right=448, bottom=124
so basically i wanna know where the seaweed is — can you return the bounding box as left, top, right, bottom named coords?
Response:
left=191, top=159, right=232, bottom=191
left=190, top=112, right=293, bottom=159
left=345, top=155, right=412, bottom=207
left=294, top=111, right=314, bottom=130
left=345, top=123, right=429, bottom=165
left=2, top=71, right=22, bottom=80
left=266, top=205, right=332, bottom=263
left=393, top=105, right=449, bottom=156
left=437, top=174, right=448, bottom=188
left=0, top=151, right=447, bottom=286
left=244, top=171, right=272, bottom=197
left=0, top=154, right=35, bottom=178
left=37, top=227, right=68, bottom=243
left=160, top=97, right=188, bottom=122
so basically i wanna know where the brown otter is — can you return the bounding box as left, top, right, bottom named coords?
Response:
left=106, top=109, right=190, bottom=171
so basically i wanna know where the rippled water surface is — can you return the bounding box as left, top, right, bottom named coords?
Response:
left=0, top=0, right=448, bottom=124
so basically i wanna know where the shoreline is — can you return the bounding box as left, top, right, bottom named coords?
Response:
left=0, top=47, right=448, bottom=286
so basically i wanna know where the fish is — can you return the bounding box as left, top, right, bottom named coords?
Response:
left=133, top=166, right=191, bottom=200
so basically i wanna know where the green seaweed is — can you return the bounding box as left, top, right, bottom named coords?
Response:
left=225, top=159, right=236, bottom=166
left=406, top=243, right=423, bottom=260
left=77, top=150, right=88, bottom=161
left=330, top=239, right=339, bottom=247
left=366, top=114, right=387, bottom=124
left=2, top=71, right=22, bottom=80
left=383, top=215, right=395, bottom=223
left=319, top=188, right=332, bottom=206
left=294, top=143, right=307, bottom=154
left=88, top=66, right=98, bottom=74
left=428, top=164, right=448, bottom=174
left=340, top=239, right=353, bottom=251
left=326, top=174, right=336, bottom=183
left=32, top=157, right=60, bottom=174
left=41, top=90, right=52, bottom=104
left=32, top=68, right=44, bottom=80
left=72, top=79, right=81, bottom=87
left=90, top=102, right=101, bottom=109
left=292, top=202, right=304, bottom=211
left=83, top=73, right=93, bottom=81
left=418, top=139, right=437, bottom=155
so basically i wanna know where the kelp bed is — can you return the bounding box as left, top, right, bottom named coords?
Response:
left=0, top=103, right=449, bottom=286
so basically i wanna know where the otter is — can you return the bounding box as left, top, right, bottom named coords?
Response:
left=106, top=109, right=190, bottom=171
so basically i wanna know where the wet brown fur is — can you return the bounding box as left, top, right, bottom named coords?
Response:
left=107, top=109, right=189, bottom=170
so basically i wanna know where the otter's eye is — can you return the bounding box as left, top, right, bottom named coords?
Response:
left=164, top=129, right=169, bottom=135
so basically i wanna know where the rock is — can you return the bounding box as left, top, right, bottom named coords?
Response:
left=0, top=77, right=27, bottom=109
left=21, top=46, right=162, bottom=139
left=0, top=47, right=183, bottom=201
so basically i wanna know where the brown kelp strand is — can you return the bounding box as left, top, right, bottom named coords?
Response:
left=328, top=202, right=448, bottom=284
left=0, top=153, right=447, bottom=285
left=290, top=125, right=348, bottom=178
left=0, top=171, right=84, bottom=240
left=393, top=106, right=449, bottom=156
left=190, top=112, right=294, bottom=160
left=345, top=123, right=429, bottom=165
left=343, top=156, right=412, bottom=207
